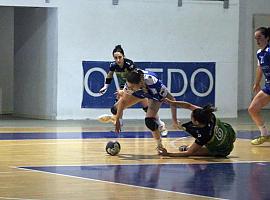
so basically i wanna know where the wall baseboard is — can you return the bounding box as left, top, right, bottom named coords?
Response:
left=12, top=113, right=56, bottom=120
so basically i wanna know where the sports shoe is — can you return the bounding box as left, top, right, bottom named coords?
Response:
left=251, top=135, right=270, bottom=145
left=159, top=121, right=168, bottom=137
left=98, top=114, right=116, bottom=124
left=179, top=145, right=189, bottom=152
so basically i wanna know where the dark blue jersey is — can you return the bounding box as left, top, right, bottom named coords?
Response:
left=182, top=114, right=216, bottom=146
left=109, top=58, right=136, bottom=88
left=257, top=44, right=270, bottom=83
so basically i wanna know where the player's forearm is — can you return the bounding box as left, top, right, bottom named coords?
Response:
left=255, top=67, right=263, bottom=85
left=115, top=100, right=125, bottom=120
left=173, top=101, right=199, bottom=111
left=165, top=142, right=201, bottom=157
left=170, top=105, right=177, bottom=122
left=166, top=151, right=191, bottom=157
left=106, top=71, right=114, bottom=80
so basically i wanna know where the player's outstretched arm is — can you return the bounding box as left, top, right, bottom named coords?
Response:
left=158, top=142, right=202, bottom=157
left=164, top=98, right=200, bottom=111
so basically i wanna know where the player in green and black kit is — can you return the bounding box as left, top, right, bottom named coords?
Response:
left=158, top=99, right=236, bottom=157
left=99, top=45, right=136, bottom=93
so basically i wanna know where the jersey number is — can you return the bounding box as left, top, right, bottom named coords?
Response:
left=214, top=126, right=224, bottom=141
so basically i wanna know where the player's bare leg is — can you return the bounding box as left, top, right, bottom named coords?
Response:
left=249, top=91, right=270, bottom=145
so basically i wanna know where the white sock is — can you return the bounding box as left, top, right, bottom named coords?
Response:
left=259, top=125, right=269, bottom=136
left=156, top=117, right=161, bottom=125
left=119, top=119, right=123, bottom=126
left=156, top=117, right=164, bottom=126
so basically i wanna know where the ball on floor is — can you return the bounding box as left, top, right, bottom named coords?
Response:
left=106, top=141, right=121, bottom=156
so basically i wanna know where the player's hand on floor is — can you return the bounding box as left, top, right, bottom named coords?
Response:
left=158, top=147, right=168, bottom=156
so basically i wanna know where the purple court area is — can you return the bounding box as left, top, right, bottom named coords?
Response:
left=19, top=162, right=270, bottom=200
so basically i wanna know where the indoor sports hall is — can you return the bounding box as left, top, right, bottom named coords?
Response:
left=0, top=0, right=270, bottom=200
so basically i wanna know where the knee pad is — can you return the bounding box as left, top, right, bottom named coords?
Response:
left=145, top=117, right=159, bottom=131
left=142, top=106, right=148, bottom=113
left=111, top=106, right=117, bottom=115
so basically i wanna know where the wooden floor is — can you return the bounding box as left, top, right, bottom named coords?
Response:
left=0, top=110, right=270, bottom=200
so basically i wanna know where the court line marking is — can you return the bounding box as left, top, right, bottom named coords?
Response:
left=16, top=167, right=226, bottom=200
left=0, top=135, right=256, bottom=142
left=13, top=160, right=270, bottom=169
left=0, top=137, right=254, bottom=146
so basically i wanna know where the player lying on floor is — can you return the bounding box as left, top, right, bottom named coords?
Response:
left=158, top=99, right=236, bottom=157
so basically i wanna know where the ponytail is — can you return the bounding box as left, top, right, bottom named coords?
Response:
left=112, top=45, right=125, bottom=56
left=192, top=104, right=217, bottom=125
left=202, top=104, right=217, bottom=114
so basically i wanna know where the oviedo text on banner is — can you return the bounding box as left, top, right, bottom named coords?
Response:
left=82, top=61, right=215, bottom=108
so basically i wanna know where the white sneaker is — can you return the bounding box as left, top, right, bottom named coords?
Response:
left=98, top=114, right=116, bottom=124
left=159, top=121, right=168, bottom=137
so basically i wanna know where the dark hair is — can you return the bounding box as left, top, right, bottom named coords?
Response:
left=126, top=69, right=143, bottom=84
left=192, top=104, right=217, bottom=125
left=112, top=45, right=125, bottom=56
left=256, top=27, right=270, bottom=41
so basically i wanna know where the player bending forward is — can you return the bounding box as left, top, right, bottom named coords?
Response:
left=98, top=45, right=168, bottom=136
left=114, top=69, right=178, bottom=151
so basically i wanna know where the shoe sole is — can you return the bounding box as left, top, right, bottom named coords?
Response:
left=98, top=115, right=115, bottom=124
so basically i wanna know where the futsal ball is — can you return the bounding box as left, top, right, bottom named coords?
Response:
left=106, top=141, right=121, bottom=156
